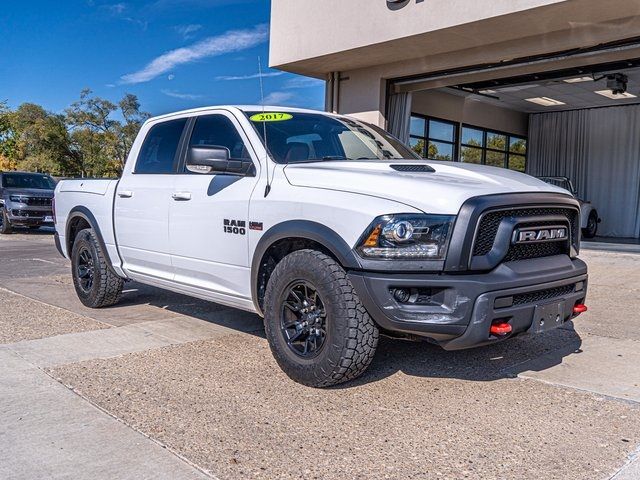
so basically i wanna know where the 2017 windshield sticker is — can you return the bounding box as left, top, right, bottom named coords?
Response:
left=249, top=112, right=293, bottom=122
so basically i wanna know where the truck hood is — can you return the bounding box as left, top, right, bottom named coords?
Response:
left=283, top=160, right=569, bottom=214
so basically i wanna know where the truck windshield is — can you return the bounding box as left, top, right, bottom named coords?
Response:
left=245, top=111, right=419, bottom=164
left=1, top=173, right=56, bottom=190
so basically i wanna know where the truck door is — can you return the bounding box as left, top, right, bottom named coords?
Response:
left=114, top=117, right=187, bottom=281
left=168, top=111, right=260, bottom=302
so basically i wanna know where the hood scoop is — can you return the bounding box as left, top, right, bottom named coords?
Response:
left=390, top=164, right=436, bottom=173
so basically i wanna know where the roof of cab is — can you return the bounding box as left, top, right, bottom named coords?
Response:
left=144, top=105, right=336, bottom=124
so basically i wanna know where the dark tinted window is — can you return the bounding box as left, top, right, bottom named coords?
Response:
left=188, top=115, right=250, bottom=162
left=135, top=118, right=187, bottom=174
left=2, top=173, right=56, bottom=189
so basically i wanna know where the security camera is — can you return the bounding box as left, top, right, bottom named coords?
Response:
left=606, top=73, right=628, bottom=95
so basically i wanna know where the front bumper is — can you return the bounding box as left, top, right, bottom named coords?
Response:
left=7, top=207, right=53, bottom=226
left=349, top=255, right=588, bottom=350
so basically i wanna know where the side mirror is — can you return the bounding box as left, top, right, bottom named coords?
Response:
left=186, top=145, right=254, bottom=175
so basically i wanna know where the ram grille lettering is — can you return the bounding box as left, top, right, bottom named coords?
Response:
left=513, top=227, right=568, bottom=245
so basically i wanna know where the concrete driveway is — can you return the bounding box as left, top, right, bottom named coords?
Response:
left=1, top=230, right=639, bottom=479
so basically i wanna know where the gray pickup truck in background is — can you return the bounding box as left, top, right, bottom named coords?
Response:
left=0, top=171, right=56, bottom=234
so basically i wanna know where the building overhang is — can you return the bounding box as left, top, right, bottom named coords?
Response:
left=270, top=0, right=640, bottom=78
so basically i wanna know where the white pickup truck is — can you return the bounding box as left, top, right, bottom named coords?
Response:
left=54, top=106, right=588, bottom=387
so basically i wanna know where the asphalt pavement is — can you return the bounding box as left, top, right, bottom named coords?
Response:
left=1, top=229, right=640, bottom=479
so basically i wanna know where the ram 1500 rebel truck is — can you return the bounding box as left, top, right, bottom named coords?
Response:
left=53, top=106, right=588, bottom=387
left=1, top=171, right=56, bottom=234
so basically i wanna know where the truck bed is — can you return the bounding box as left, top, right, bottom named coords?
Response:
left=54, top=179, right=121, bottom=269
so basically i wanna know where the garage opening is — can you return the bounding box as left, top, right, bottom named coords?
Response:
left=389, top=58, right=640, bottom=242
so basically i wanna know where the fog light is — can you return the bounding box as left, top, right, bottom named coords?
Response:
left=393, top=288, right=411, bottom=303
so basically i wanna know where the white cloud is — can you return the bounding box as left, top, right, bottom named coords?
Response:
left=215, top=71, right=284, bottom=81
left=284, top=76, right=325, bottom=89
left=107, top=2, right=126, bottom=14
left=161, top=89, right=203, bottom=100
left=120, top=23, right=269, bottom=85
left=262, top=91, right=295, bottom=105
left=174, top=23, right=202, bottom=40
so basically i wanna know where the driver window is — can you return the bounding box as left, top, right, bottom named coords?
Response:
left=187, top=114, right=251, bottom=172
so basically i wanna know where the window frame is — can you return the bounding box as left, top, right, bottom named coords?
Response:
left=132, top=117, right=189, bottom=175
left=180, top=112, right=255, bottom=175
left=460, top=123, right=528, bottom=171
left=409, top=114, right=458, bottom=162
left=175, top=111, right=259, bottom=176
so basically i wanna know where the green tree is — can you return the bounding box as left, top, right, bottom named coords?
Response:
left=2, top=103, right=78, bottom=174
left=66, top=89, right=148, bottom=177
left=0, top=102, right=17, bottom=170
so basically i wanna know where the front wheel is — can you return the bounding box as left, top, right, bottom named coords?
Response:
left=582, top=210, right=599, bottom=238
left=71, top=228, right=124, bottom=308
left=263, top=249, right=379, bottom=388
left=0, top=209, right=13, bottom=234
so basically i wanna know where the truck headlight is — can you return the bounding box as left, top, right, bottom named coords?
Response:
left=356, top=214, right=455, bottom=260
left=9, top=195, right=28, bottom=203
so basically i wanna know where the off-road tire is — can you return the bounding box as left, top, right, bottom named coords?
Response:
left=263, top=249, right=379, bottom=387
left=582, top=210, right=599, bottom=239
left=0, top=209, right=13, bottom=234
left=71, top=228, right=124, bottom=308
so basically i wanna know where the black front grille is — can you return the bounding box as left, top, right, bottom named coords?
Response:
left=511, top=284, right=576, bottom=306
left=503, top=241, right=565, bottom=261
left=473, top=207, right=579, bottom=261
left=24, top=197, right=52, bottom=207
left=11, top=210, right=48, bottom=218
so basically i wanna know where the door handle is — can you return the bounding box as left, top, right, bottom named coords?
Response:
left=172, top=192, right=192, bottom=201
left=118, top=190, right=133, bottom=198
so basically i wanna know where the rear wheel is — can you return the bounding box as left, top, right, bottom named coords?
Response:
left=263, top=249, right=379, bottom=388
left=0, top=209, right=12, bottom=234
left=582, top=210, right=599, bottom=238
left=71, top=228, right=124, bottom=308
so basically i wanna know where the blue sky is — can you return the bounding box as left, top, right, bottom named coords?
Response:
left=0, top=0, right=325, bottom=116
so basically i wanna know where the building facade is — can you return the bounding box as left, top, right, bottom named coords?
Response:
left=270, top=0, right=640, bottom=239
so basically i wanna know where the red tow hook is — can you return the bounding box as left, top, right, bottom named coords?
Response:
left=490, top=322, right=512, bottom=336
left=573, top=304, right=588, bottom=315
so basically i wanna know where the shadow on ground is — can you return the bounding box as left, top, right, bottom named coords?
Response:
left=114, top=282, right=266, bottom=335
left=111, top=281, right=584, bottom=386
left=347, top=324, right=582, bottom=386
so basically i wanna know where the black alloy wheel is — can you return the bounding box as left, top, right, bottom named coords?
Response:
left=76, top=246, right=95, bottom=294
left=263, top=249, right=379, bottom=387
left=71, top=229, right=124, bottom=308
left=281, top=280, right=327, bottom=358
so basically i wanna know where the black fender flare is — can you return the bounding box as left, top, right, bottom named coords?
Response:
left=65, top=206, right=121, bottom=276
left=250, top=220, right=361, bottom=313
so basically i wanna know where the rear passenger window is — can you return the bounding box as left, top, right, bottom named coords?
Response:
left=188, top=115, right=251, bottom=166
left=135, top=118, right=187, bottom=174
